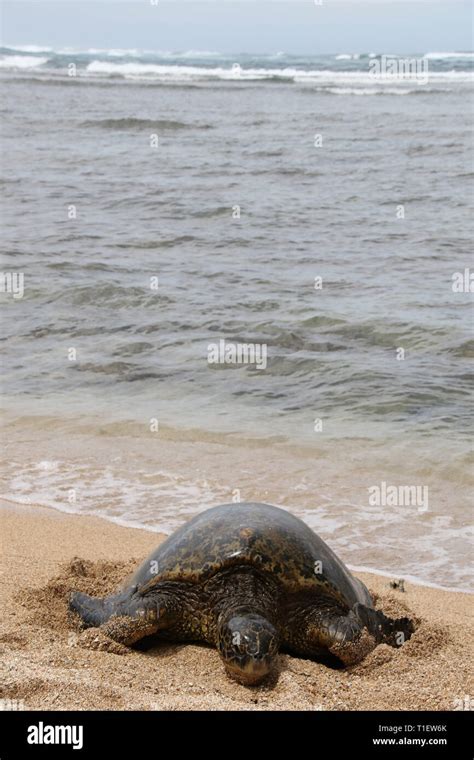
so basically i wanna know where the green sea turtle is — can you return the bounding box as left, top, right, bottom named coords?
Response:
left=69, top=503, right=414, bottom=685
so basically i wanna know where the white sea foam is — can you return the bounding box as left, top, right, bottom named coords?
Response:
left=2, top=458, right=232, bottom=534
left=86, top=61, right=276, bottom=80
left=0, top=55, right=49, bottom=69
left=95, top=48, right=143, bottom=57
left=85, top=60, right=474, bottom=84
left=424, top=51, right=474, bottom=60
left=291, top=69, right=473, bottom=84
left=347, top=565, right=473, bottom=595
left=3, top=44, right=52, bottom=53
left=3, top=482, right=472, bottom=593
left=175, top=49, right=221, bottom=58
left=321, top=86, right=453, bottom=95
left=2, top=456, right=472, bottom=592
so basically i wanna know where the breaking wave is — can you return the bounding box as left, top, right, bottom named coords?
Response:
left=0, top=55, right=50, bottom=69
left=84, top=61, right=474, bottom=84
left=423, top=51, right=474, bottom=60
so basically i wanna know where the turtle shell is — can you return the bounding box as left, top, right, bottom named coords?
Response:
left=131, top=502, right=372, bottom=609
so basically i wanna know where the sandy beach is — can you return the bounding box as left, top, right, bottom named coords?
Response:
left=0, top=499, right=472, bottom=711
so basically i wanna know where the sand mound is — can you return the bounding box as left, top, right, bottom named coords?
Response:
left=18, top=557, right=138, bottom=633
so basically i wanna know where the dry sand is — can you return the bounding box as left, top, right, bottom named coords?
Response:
left=0, top=500, right=472, bottom=711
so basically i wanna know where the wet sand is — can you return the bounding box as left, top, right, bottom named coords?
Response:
left=0, top=500, right=472, bottom=711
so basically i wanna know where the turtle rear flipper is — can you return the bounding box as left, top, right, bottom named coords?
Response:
left=69, top=591, right=114, bottom=628
left=69, top=584, right=142, bottom=628
left=69, top=589, right=177, bottom=646
left=354, top=602, right=415, bottom=647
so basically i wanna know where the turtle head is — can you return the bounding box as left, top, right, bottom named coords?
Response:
left=216, top=610, right=279, bottom=685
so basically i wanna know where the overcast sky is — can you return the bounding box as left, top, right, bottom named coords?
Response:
left=1, top=1, right=472, bottom=55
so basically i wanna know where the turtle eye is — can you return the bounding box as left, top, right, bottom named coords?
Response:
left=245, top=632, right=261, bottom=656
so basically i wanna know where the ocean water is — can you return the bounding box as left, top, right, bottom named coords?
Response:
left=1, top=47, right=473, bottom=590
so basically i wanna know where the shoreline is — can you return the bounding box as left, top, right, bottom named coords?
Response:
left=2, top=412, right=471, bottom=592
left=1, top=499, right=472, bottom=711
left=1, top=497, right=471, bottom=595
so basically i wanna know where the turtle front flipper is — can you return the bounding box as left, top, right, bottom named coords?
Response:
left=285, top=604, right=376, bottom=666
left=101, top=592, right=180, bottom=645
left=293, top=603, right=415, bottom=666
left=100, top=614, right=160, bottom=646
left=312, top=608, right=377, bottom=666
